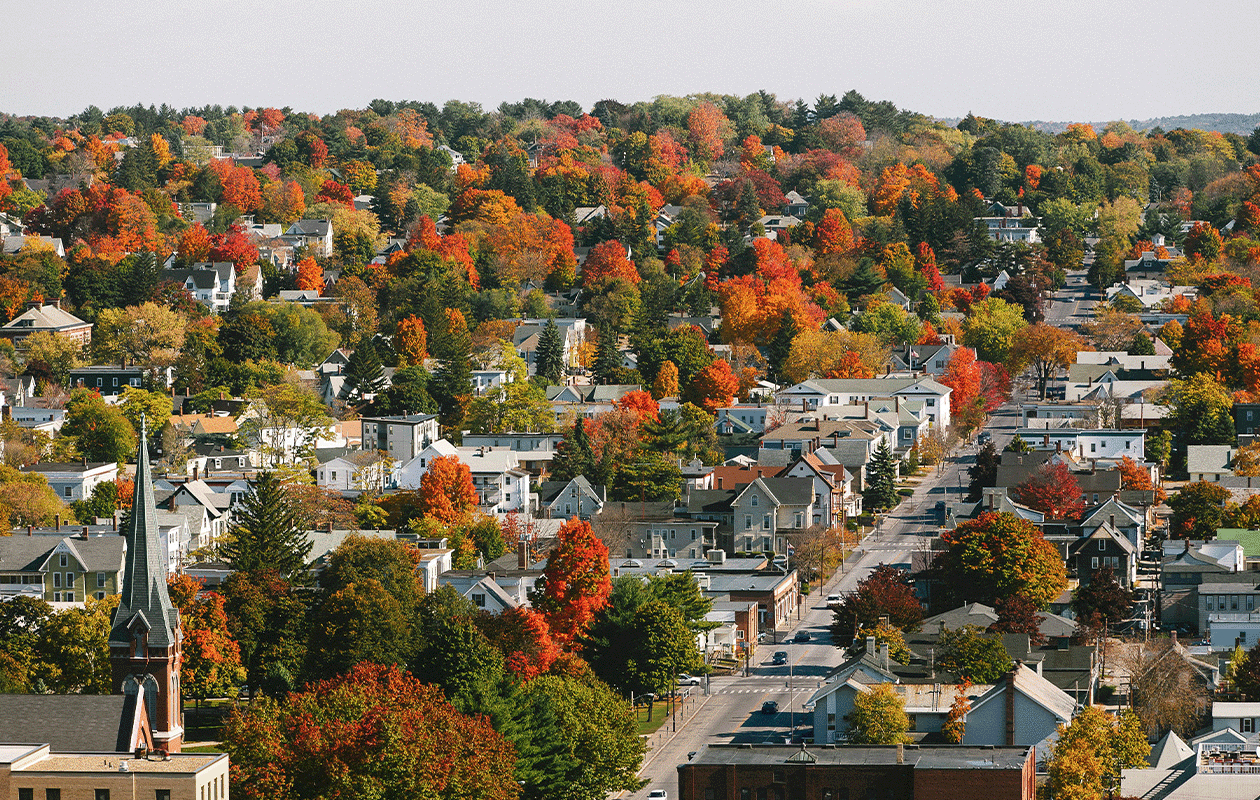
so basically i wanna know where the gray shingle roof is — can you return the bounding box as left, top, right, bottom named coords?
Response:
left=0, top=694, right=144, bottom=752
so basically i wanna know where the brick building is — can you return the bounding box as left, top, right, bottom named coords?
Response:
left=676, top=743, right=1034, bottom=800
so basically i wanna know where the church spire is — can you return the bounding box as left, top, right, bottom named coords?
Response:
left=110, top=415, right=179, bottom=649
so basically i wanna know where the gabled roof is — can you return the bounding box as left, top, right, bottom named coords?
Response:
left=0, top=694, right=146, bottom=752
left=1148, top=730, right=1194, bottom=769
left=968, top=664, right=1076, bottom=723
left=1070, top=521, right=1137, bottom=555
left=2, top=304, right=89, bottom=331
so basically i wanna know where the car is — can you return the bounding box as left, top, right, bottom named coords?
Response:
left=772, top=651, right=788, bottom=665
left=761, top=701, right=779, bottom=714
left=825, top=594, right=842, bottom=607
left=647, top=790, right=668, bottom=800
left=793, top=631, right=811, bottom=642
left=977, top=431, right=991, bottom=444
left=677, top=674, right=702, bottom=685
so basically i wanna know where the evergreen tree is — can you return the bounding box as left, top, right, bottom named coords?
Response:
left=1127, top=331, right=1155, bottom=356
left=340, top=339, right=386, bottom=403
left=432, top=321, right=473, bottom=433
left=220, top=472, right=312, bottom=581
left=551, top=418, right=595, bottom=482
left=863, top=439, right=899, bottom=512
left=766, top=310, right=798, bottom=385
left=736, top=179, right=762, bottom=232
left=843, top=258, right=886, bottom=299
left=536, top=318, right=565, bottom=385
left=592, top=326, right=620, bottom=385
left=967, top=440, right=1000, bottom=501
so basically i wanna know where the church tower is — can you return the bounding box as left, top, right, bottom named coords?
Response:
left=109, top=419, right=183, bottom=752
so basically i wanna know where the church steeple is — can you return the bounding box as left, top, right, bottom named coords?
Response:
left=109, top=416, right=183, bottom=752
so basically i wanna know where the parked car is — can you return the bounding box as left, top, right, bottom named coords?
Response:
left=826, top=594, right=842, bottom=607
left=793, top=631, right=811, bottom=642
left=772, top=651, right=788, bottom=665
left=977, top=431, right=991, bottom=444
left=934, top=500, right=947, bottom=523
left=677, top=674, right=702, bottom=685
left=647, top=790, right=668, bottom=800
left=761, top=701, right=779, bottom=714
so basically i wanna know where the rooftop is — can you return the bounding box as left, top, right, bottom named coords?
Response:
left=686, top=743, right=1029, bottom=770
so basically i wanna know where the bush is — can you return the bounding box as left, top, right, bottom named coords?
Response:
left=897, top=488, right=913, bottom=497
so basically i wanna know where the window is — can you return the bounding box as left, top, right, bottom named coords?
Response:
left=773, top=769, right=786, bottom=783
left=564, top=503, right=571, bottom=515
left=157, top=791, right=171, bottom=800
left=96, top=378, right=103, bottom=387
left=745, top=515, right=753, bottom=530
left=59, top=554, right=67, bottom=567
left=1125, top=440, right=1131, bottom=449
left=96, top=790, right=110, bottom=800
left=741, top=790, right=752, bottom=800
left=751, top=495, right=759, bottom=507
left=1091, top=557, right=1099, bottom=570
left=763, top=514, right=771, bottom=530
left=691, top=529, right=697, bottom=541
left=472, top=593, right=486, bottom=608
left=18, top=790, right=32, bottom=800
left=1090, top=443, right=1097, bottom=452
left=670, top=529, right=676, bottom=540
left=1098, top=540, right=1106, bottom=551
left=46, top=791, right=61, bottom=800
left=927, top=398, right=935, bottom=406
left=54, top=572, right=62, bottom=588
left=1243, top=718, right=1255, bottom=733
left=794, top=512, right=803, bottom=528
left=96, top=591, right=105, bottom=600
left=112, top=377, right=118, bottom=387
left=66, top=573, right=74, bottom=588
left=64, top=486, right=72, bottom=498
left=1248, top=410, right=1254, bottom=421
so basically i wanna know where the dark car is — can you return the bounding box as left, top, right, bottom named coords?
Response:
left=772, top=651, right=788, bottom=665
left=761, top=701, right=779, bottom=714
left=793, top=631, right=811, bottom=642
left=934, top=500, right=947, bottom=522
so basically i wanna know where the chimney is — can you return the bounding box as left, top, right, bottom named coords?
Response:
left=928, top=648, right=935, bottom=679
left=1005, top=667, right=1018, bottom=746
left=896, top=742, right=904, bottom=765
left=192, top=463, right=199, bottom=481
left=1109, top=514, right=1115, bottom=529
left=55, top=514, right=60, bottom=531
left=1170, top=630, right=1177, bottom=647
left=517, top=539, right=530, bottom=570
left=1056, top=440, right=1062, bottom=454
left=81, top=526, right=89, bottom=539
left=880, top=643, right=890, bottom=671
left=865, top=636, right=876, bottom=657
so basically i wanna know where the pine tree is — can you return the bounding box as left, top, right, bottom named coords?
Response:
left=736, top=179, right=762, bottom=232
left=863, top=439, right=899, bottom=512
left=551, top=418, right=595, bottom=482
left=340, top=339, right=386, bottom=403
left=433, top=316, right=473, bottom=432
left=766, top=310, right=798, bottom=385
left=536, top=318, right=565, bottom=385
left=592, top=326, right=620, bottom=385
left=843, top=258, right=886, bottom=300
left=220, top=472, right=311, bottom=581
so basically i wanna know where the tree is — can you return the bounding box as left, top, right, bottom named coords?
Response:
left=30, top=595, right=118, bottom=694
left=551, top=417, right=595, bottom=483
left=535, top=318, right=565, bottom=385
left=22, top=330, right=81, bottom=386
left=988, top=595, right=1046, bottom=644
left=220, top=471, right=312, bottom=580
left=169, top=576, right=246, bottom=708
left=1009, top=323, right=1084, bottom=398
left=846, top=684, right=910, bottom=744
left=1071, top=565, right=1133, bottom=631
left=863, top=439, right=898, bottom=512
left=62, top=388, right=136, bottom=463
left=937, top=625, right=1013, bottom=683
left=394, top=315, right=428, bottom=366
left=304, top=579, right=411, bottom=680
left=687, top=358, right=739, bottom=413
left=222, top=569, right=308, bottom=698
left=222, top=663, right=519, bottom=800
left=432, top=308, right=473, bottom=431
left=967, top=440, right=1000, bottom=501
left=1232, top=641, right=1260, bottom=702
left=0, top=465, right=69, bottom=527
left=1168, top=481, right=1231, bottom=539
left=1012, top=460, right=1085, bottom=520
left=93, top=302, right=186, bottom=373
left=417, top=454, right=478, bottom=523
left=118, top=387, right=172, bottom=448
left=240, top=380, right=334, bottom=467
left=0, top=596, right=50, bottom=692
left=1081, top=307, right=1145, bottom=352
left=651, top=359, right=679, bottom=399
left=1158, top=374, right=1235, bottom=447
left=339, top=340, right=386, bottom=403
left=466, top=381, right=555, bottom=435
left=409, top=590, right=506, bottom=711
left=1121, top=639, right=1209, bottom=738
left=583, top=240, right=639, bottom=287
left=940, top=683, right=972, bottom=744
left=320, top=534, right=424, bottom=616
left=1045, top=706, right=1150, bottom=800
left=962, top=297, right=1027, bottom=364
left=932, top=511, right=1068, bottom=609
left=533, top=517, right=611, bottom=643
left=830, top=564, right=922, bottom=642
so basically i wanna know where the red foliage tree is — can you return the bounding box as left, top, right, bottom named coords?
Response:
left=417, top=455, right=478, bottom=524
left=295, top=257, right=323, bottom=291
left=208, top=224, right=259, bottom=272
left=581, top=240, right=639, bottom=286
left=177, top=223, right=212, bottom=263
left=832, top=563, right=923, bottom=639
left=688, top=358, right=739, bottom=412
left=478, top=607, right=561, bottom=680
left=614, top=389, right=659, bottom=424
left=314, top=179, right=355, bottom=207
left=813, top=208, right=854, bottom=255
left=1012, top=461, right=1085, bottom=520
left=534, top=518, right=611, bottom=643
left=221, top=662, right=519, bottom=800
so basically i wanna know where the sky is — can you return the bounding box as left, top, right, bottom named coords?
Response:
left=6, top=0, right=1258, bottom=123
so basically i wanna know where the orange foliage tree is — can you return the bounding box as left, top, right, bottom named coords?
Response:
left=688, top=358, right=739, bottom=412
left=534, top=518, right=611, bottom=643
left=687, top=102, right=731, bottom=165
left=478, top=607, right=561, bottom=680
left=295, top=257, right=323, bottom=292
left=417, top=455, right=478, bottom=523
left=813, top=208, right=855, bottom=255
left=581, top=240, right=639, bottom=286
left=395, top=315, right=428, bottom=365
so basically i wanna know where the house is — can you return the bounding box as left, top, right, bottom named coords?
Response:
left=275, top=288, right=333, bottom=306
left=68, top=365, right=147, bottom=395
left=1010, top=427, right=1145, bottom=464
left=470, top=369, right=513, bottom=395
left=397, top=444, right=529, bottom=514
left=511, top=317, right=586, bottom=372
left=1122, top=728, right=1260, bottom=798
left=315, top=453, right=398, bottom=494
left=1068, top=521, right=1138, bottom=586
left=702, top=600, right=759, bottom=659
left=8, top=405, right=66, bottom=435
left=162, top=262, right=236, bottom=313
left=781, top=452, right=857, bottom=528
left=704, top=570, right=799, bottom=633
left=359, top=413, right=439, bottom=461
left=437, top=574, right=520, bottom=613
left=1, top=302, right=92, bottom=349
left=777, top=377, right=951, bottom=430
left=537, top=476, right=604, bottom=519
left=282, top=218, right=334, bottom=257
left=20, top=461, right=118, bottom=503
left=974, top=202, right=1040, bottom=244
left=958, top=664, right=1075, bottom=748
left=462, top=431, right=563, bottom=475
left=677, top=744, right=1035, bottom=800
left=730, top=477, right=817, bottom=555
left=0, top=744, right=229, bottom=800
left=545, top=383, right=642, bottom=422
left=593, top=501, right=718, bottom=560
left=1188, top=445, right=1236, bottom=482
left=757, top=214, right=801, bottom=239
left=2, top=234, right=65, bottom=258
left=0, top=532, right=125, bottom=603
left=716, top=404, right=772, bottom=435
left=783, top=190, right=809, bottom=217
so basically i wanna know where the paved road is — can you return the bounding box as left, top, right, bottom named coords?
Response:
left=1045, top=269, right=1096, bottom=328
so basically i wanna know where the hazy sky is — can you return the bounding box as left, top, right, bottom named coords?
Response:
left=6, top=0, right=1257, bottom=123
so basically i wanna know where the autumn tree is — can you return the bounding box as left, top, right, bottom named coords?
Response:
left=937, top=626, right=1013, bottom=683
left=687, top=358, right=739, bottom=412
left=30, top=595, right=118, bottom=694
left=1115, top=456, right=1165, bottom=502
left=1012, top=461, right=1085, bottom=520
left=940, top=683, right=972, bottom=744
left=394, top=315, right=428, bottom=366
left=962, top=297, right=1027, bottom=364
left=1009, top=323, right=1084, bottom=399
left=651, top=359, right=679, bottom=399
left=1158, top=374, right=1236, bottom=446
left=62, top=389, right=136, bottom=463
left=417, top=455, right=478, bottom=523
left=1044, top=706, right=1150, bottom=800
left=846, top=684, right=910, bottom=744
left=931, top=511, right=1068, bottom=609
left=169, top=575, right=246, bottom=709
left=1071, top=565, right=1133, bottom=632
left=295, top=257, right=322, bottom=292
left=1121, top=639, right=1210, bottom=738
left=582, top=240, right=639, bottom=287
left=1168, top=479, right=1231, bottom=539
left=830, top=564, right=923, bottom=642
left=222, top=663, right=519, bottom=800
left=533, top=517, right=612, bottom=642
left=93, top=302, right=186, bottom=374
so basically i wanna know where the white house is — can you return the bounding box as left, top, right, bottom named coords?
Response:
left=1011, top=427, right=1145, bottom=464
left=776, top=377, right=952, bottom=430
left=315, top=454, right=399, bottom=494
left=162, top=262, right=236, bottom=313
left=282, top=219, right=334, bottom=257
left=1187, top=445, right=1236, bottom=483
left=19, top=462, right=118, bottom=503
left=359, top=414, right=439, bottom=462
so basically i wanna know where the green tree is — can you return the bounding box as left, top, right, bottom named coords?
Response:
left=0, top=596, right=51, bottom=692
left=30, top=595, right=118, bottom=694
left=62, top=389, right=136, bottom=463
left=1159, top=374, right=1236, bottom=447
left=304, top=579, right=410, bottom=680
left=766, top=309, right=797, bottom=385
left=967, top=440, right=1000, bottom=501
left=222, top=569, right=309, bottom=699
left=937, top=625, right=1014, bottom=683
left=592, top=325, right=621, bottom=385
left=609, top=452, right=682, bottom=502
left=846, top=683, right=911, bottom=744
left=962, top=297, right=1027, bottom=363
left=220, top=471, right=312, bottom=580
left=368, top=364, right=436, bottom=416
left=338, top=339, right=386, bottom=403
left=551, top=417, right=595, bottom=483
left=1168, top=481, right=1232, bottom=539
left=320, top=534, right=424, bottom=616
left=466, top=380, right=555, bottom=434
left=863, top=439, right=899, bottom=511
left=118, top=387, right=173, bottom=442
left=842, top=258, right=886, bottom=300
left=535, top=318, right=565, bottom=385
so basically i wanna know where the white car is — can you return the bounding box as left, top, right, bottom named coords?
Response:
left=647, top=790, right=668, bottom=800
left=677, top=674, right=702, bottom=685
left=826, top=594, right=842, bottom=607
